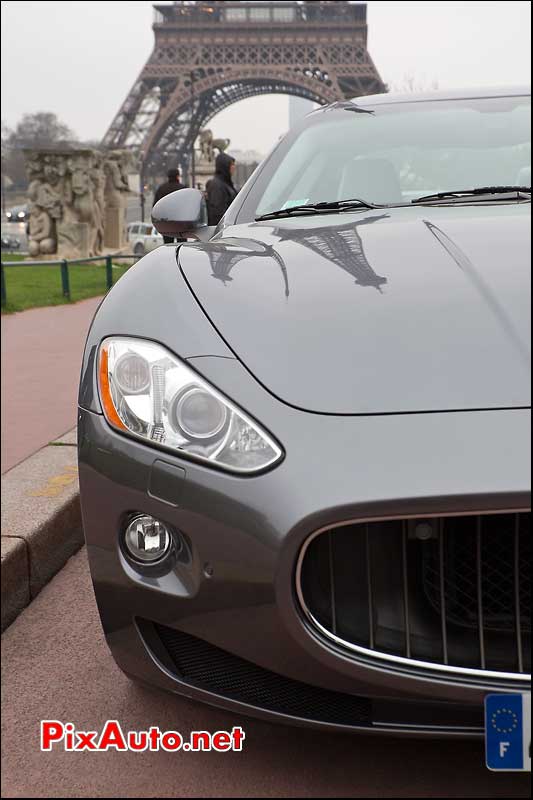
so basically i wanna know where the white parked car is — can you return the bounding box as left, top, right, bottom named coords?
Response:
left=127, top=222, right=164, bottom=256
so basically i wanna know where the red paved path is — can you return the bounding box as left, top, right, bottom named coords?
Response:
left=1, top=297, right=101, bottom=473
left=1, top=549, right=529, bottom=798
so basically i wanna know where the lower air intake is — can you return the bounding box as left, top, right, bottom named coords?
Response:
left=153, top=623, right=371, bottom=726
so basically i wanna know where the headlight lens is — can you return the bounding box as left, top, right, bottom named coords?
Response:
left=98, top=337, right=283, bottom=473
left=172, top=387, right=228, bottom=440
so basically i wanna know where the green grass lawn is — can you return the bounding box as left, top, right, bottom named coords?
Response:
left=1, top=254, right=132, bottom=313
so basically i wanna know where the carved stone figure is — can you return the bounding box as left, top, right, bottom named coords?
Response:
left=26, top=153, right=64, bottom=255
left=212, top=136, right=231, bottom=155
left=105, top=153, right=130, bottom=206
left=91, top=151, right=107, bottom=255
left=27, top=153, right=64, bottom=225
left=103, top=151, right=131, bottom=249
left=66, top=154, right=105, bottom=256
left=198, top=129, right=231, bottom=164
left=27, top=204, right=55, bottom=257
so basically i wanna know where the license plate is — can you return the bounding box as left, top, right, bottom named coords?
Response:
left=485, top=693, right=531, bottom=771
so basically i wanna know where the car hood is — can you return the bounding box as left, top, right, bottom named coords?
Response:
left=179, top=204, right=531, bottom=414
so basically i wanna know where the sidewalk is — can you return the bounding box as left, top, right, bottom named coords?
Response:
left=1, top=296, right=102, bottom=473
left=1, top=428, right=81, bottom=630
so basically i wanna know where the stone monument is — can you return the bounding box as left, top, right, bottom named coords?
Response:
left=194, top=130, right=231, bottom=189
left=24, top=148, right=134, bottom=259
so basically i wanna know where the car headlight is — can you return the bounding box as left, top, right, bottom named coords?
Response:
left=98, top=337, right=283, bottom=473
left=17, top=211, right=25, bottom=219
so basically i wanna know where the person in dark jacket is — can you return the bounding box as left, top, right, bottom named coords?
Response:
left=153, top=168, right=184, bottom=243
left=206, top=152, right=238, bottom=226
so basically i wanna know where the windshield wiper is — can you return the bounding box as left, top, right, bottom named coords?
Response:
left=412, top=186, right=531, bottom=204
left=255, top=198, right=381, bottom=222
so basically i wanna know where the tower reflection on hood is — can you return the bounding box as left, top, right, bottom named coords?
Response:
left=271, top=214, right=390, bottom=293
left=184, top=213, right=390, bottom=299
left=188, top=238, right=290, bottom=298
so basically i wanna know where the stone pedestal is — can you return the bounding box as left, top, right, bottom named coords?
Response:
left=104, top=206, right=126, bottom=250
left=194, top=158, right=216, bottom=191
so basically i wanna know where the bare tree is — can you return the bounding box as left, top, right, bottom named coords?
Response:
left=3, top=112, right=78, bottom=190
left=1, top=120, right=13, bottom=151
left=12, top=112, right=77, bottom=148
left=1, top=121, right=14, bottom=213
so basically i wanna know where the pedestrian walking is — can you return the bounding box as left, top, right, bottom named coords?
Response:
left=153, top=168, right=185, bottom=243
left=206, top=153, right=238, bottom=226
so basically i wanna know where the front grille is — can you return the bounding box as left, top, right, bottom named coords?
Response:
left=298, top=512, right=531, bottom=678
left=153, top=623, right=371, bottom=726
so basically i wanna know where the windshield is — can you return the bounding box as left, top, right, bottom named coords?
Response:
left=249, top=95, right=531, bottom=217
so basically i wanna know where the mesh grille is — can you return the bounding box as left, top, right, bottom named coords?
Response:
left=154, top=623, right=371, bottom=726
left=423, top=515, right=531, bottom=633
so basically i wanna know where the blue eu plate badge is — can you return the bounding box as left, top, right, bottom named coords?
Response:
left=485, top=694, right=531, bottom=771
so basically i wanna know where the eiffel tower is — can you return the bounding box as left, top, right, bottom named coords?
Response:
left=102, top=1, right=386, bottom=179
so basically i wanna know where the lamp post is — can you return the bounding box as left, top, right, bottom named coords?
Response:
left=140, top=164, right=146, bottom=222
left=190, top=70, right=196, bottom=188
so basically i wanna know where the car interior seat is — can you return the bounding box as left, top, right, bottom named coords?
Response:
left=339, top=158, right=403, bottom=205
left=517, top=165, right=531, bottom=186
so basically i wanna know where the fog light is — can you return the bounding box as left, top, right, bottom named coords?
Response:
left=123, top=515, right=172, bottom=563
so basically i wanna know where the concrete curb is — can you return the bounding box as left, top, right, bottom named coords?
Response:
left=1, top=427, right=82, bottom=631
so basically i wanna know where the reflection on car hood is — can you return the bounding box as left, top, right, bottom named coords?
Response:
left=179, top=204, right=531, bottom=414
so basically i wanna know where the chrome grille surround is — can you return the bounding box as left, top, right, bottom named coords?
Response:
left=296, top=510, right=531, bottom=683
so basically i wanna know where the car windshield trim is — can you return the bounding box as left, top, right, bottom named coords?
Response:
left=412, top=186, right=532, bottom=204
left=255, top=198, right=382, bottom=222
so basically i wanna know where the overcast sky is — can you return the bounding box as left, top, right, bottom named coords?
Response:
left=1, top=0, right=531, bottom=153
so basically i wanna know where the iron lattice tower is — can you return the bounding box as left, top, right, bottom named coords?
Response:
left=103, top=1, right=386, bottom=179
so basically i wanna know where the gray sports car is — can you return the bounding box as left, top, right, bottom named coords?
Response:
left=78, top=87, right=531, bottom=737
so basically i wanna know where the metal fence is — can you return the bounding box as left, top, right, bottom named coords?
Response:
left=0, top=253, right=141, bottom=308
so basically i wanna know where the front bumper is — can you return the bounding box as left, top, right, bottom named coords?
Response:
left=78, top=371, right=531, bottom=737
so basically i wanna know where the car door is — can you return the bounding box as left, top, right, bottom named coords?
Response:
left=145, top=225, right=163, bottom=252
left=128, top=224, right=140, bottom=243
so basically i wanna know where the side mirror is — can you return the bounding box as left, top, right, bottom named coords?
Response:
left=152, top=188, right=208, bottom=237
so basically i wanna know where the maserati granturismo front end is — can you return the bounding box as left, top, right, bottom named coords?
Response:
left=78, top=87, right=531, bottom=738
